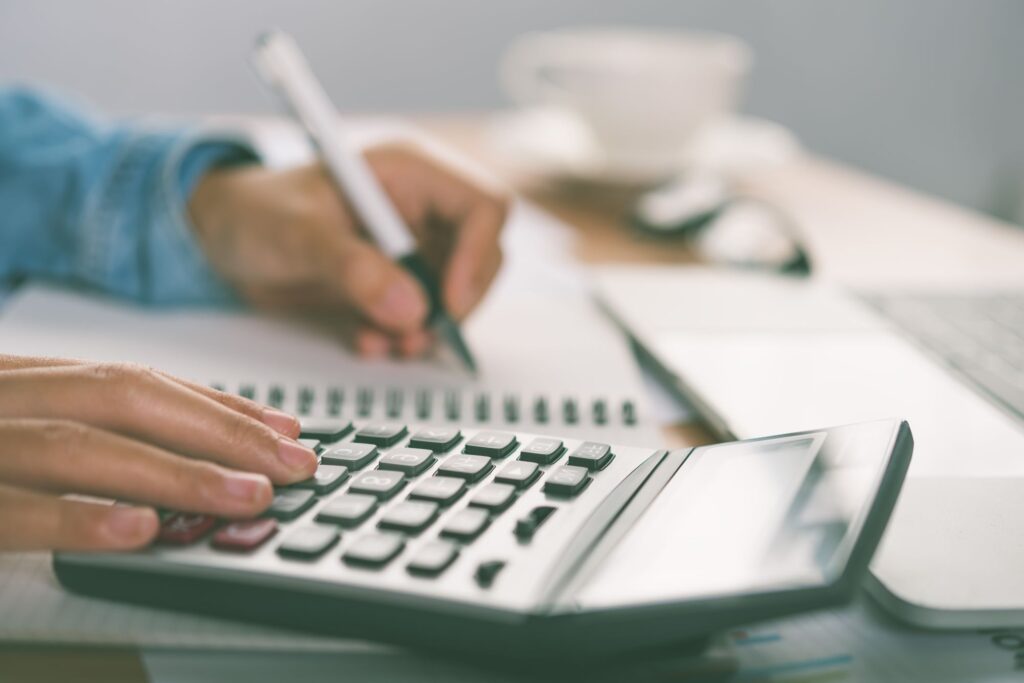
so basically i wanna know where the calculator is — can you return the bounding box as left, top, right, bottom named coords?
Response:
left=54, top=418, right=912, bottom=668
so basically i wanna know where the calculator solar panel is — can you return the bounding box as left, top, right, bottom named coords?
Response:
left=54, top=419, right=912, bottom=667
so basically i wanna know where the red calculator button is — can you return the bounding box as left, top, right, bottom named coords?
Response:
left=158, top=514, right=216, bottom=545
left=212, top=518, right=278, bottom=552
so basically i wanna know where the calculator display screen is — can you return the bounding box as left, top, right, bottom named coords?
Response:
left=573, top=421, right=896, bottom=610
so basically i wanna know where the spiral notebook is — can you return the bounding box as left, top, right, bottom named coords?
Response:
left=0, top=202, right=658, bottom=445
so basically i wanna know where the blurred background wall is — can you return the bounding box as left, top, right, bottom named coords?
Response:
left=2, top=0, right=1022, bottom=224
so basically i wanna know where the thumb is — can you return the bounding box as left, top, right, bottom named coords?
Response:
left=328, top=238, right=429, bottom=334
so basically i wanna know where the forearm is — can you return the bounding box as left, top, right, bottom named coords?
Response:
left=0, top=86, right=255, bottom=304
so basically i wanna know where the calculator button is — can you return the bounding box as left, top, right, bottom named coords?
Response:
left=408, top=427, right=462, bottom=453
left=437, top=454, right=493, bottom=482
left=474, top=560, right=506, bottom=588
left=378, top=448, right=435, bottom=476
left=349, top=470, right=406, bottom=500
left=343, top=533, right=405, bottom=568
left=469, top=483, right=517, bottom=513
left=378, top=500, right=439, bottom=534
left=408, top=476, right=466, bottom=505
left=158, top=513, right=215, bottom=545
left=212, top=518, right=278, bottom=552
left=316, top=493, right=377, bottom=527
left=519, top=437, right=565, bottom=465
left=298, top=438, right=322, bottom=453
left=353, top=424, right=408, bottom=447
left=299, top=418, right=353, bottom=442
left=267, top=489, right=317, bottom=520
left=407, top=540, right=459, bottom=577
left=567, top=442, right=614, bottom=471
left=277, top=524, right=340, bottom=559
left=543, top=466, right=591, bottom=497
left=292, top=465, right=349, bottom=495
left=463, top=431, right=518, bottom=458
left=514, top=506, right=557, bottom=541
left=494, top=461, right=540, bottom=489
left=440, top=507, right=491, bottom=542
left=320, top=442, right=378, bottom=470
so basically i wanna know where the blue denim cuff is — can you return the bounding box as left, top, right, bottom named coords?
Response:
left=142, top=133, right=259, bottom=305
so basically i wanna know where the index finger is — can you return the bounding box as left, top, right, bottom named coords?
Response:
left=443, top=198, right=506, bottom=319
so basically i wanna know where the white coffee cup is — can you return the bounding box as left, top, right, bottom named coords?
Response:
left=501, top=27, right=751, bottom=175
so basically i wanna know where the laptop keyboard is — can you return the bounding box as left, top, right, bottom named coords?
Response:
left=863, top=292, right=1024, bottom=421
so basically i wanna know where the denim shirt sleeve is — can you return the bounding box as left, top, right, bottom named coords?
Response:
left=0, top=86, right=257, bottom=305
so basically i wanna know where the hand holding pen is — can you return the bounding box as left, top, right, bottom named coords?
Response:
left=229, top=31, right=504, bottom=371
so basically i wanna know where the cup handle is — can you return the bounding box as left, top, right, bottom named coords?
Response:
left=499, top=34, right=567, bottom=106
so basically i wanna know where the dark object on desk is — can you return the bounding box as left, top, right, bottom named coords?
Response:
left=55, top=419, right=911, bottom=671
left=632, top=173, right=812, bottom=276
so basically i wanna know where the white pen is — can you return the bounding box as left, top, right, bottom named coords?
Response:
left=251, top=30, right=477, bottom=373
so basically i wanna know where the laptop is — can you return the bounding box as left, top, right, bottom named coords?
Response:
left=595, top=266, right=1024, bottom=628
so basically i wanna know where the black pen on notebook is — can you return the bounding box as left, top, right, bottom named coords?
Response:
left=251, top=30, right=478, bottom=374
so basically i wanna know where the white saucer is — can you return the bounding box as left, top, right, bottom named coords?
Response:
left=485, top=106, right=800, bottom=186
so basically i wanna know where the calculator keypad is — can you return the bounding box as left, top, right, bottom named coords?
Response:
left=349, top=470, right=406, bottom=500
left=378, top=500, right=440, bottom=534
left=469, top=483, right=517, bottom=512
left=519, top=437, right=565, bottom=465
left=407, top=540, right=459, bottom=576
left=408, top=476, right=466, bottom=505
left=437, top=454, right=493, bottom=482
left=315, top=493, right=377, bottom=527
left=408, top=428, right=462, bottom=453
left=343, top=533, right=405, bottom=567
left=277, top=524, right=339, bottom=559
left=463, top=431, right=518, bottom=459
left=378, top=447, right=435, bottom=476
left=212, top=518, right=278, bottom=552
left=543, top=465, right=591, bottom=497
left=321, top=442, right=378, bottom=469
left=267, top=489, right=317, bottom=520
left=145, top=421, right=644, bottom=609
left=353, top=424, right=408, bottom=448
left=494, top=461, right=539, bottom=489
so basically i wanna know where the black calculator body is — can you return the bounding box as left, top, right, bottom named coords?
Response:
left=55, top=418, right=912, bottom=668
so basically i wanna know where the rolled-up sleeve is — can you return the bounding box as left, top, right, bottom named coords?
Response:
left=0, top=86, right=257, bottom=305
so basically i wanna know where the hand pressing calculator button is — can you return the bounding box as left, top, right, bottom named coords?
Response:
left=408, top=428, right=462, bottom=453
left=158, top=513, right=216, bottom=545
left=353, top=424, right=408, bottom=447
left=343, top=533, right=405, bottom=568
left=212, top=518, right=278, bottom=552
left=299, top=418, right=353, bottom=442
left=292, top=465, right=348, bottom=495
left=494, top=461, right=539, bottom=489
left=315, top=493, right=377, bottom=527
left=277, top=524, right=340, bottom=559
left=463, top=431, right=518, bottom=458
left=408, top=476, right=466, bottom=505
left=349, top=470, right=406, bottom=500
left=55, top=421, right=913, bottom=667
left=543, top=465, right=591, bottom=498
left=440, top=507, right=490, bottom=542
left=407, top=540, right=459, bottom=577
left=470, top=483, right=517, bottom=512
left=378, top=448, right=435, bottom=476
left=567, top=442, right=614, bottom=471
left=267, top=489, right=317, bottom=520
left=437, top=454, right=492, bottom=482
left=321, top=442, right=378, bottom=470
left=378, top=500, right=439, bottom=534
left=519, top=437, right=565, bottom=465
